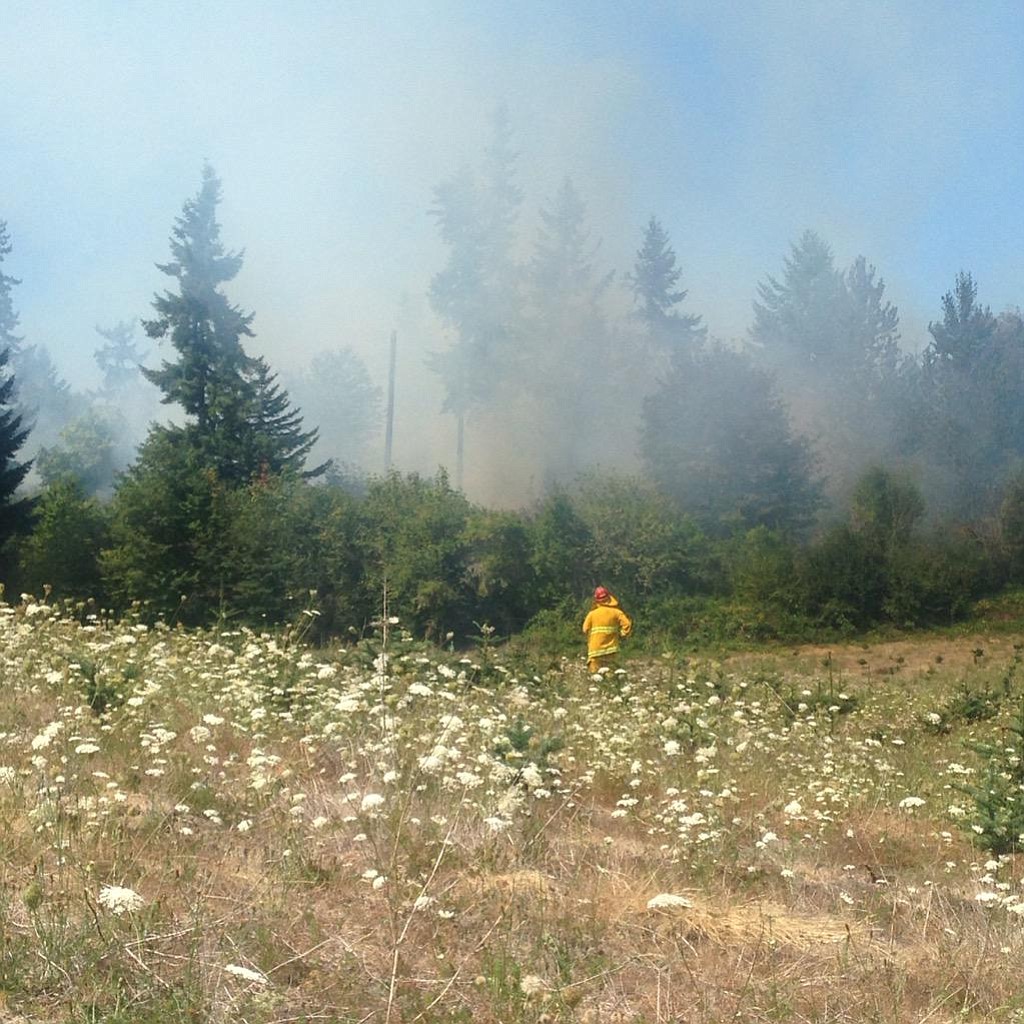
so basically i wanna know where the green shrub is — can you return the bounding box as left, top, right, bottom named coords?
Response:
left=18, top=477, right=108, bottom=601
left=358, top=470, right=474, bottom=641
left=961, top=698, right=1024, bottom=853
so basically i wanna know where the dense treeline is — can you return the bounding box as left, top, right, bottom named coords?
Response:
left=4, top=126, right=1024, bottom=645
left=7, top=459, right=1021, bottom=646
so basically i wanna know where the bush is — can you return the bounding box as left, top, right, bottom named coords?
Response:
left=222, top=475, right=365, bottom=634
left=527, top=489, right=593, bottom=608
left=462, top=509, right=537, bottom=636
left=727, top=526, right=800, bottom=609
left=885, top=532, right=991, bottom=626
left=101, top=429, right=234, bottom=622
left=961, top=698, right=1024, bottom=853
left=358, top=470, right=473, bottom=641
left=572, top=472, right=714, bottom=598
left=797, top=526, right=888, bottom=630
left=18, top=477, right=108, bottom=600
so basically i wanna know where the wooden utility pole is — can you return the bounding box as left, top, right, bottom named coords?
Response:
left=456, top=411, right=464, bottom=492
left=384, top=330, right=397, bottom=471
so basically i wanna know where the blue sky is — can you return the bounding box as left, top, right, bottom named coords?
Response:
left=4, top=0, right=1024, bottom=400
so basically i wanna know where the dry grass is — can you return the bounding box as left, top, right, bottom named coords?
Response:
left=2, top=607, right=1024, bottom=1021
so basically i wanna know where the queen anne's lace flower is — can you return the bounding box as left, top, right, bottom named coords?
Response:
left=647, top=893, right=693, bottom=910
left=97, top=884, right=145, bottom=915
left=223, top=963, right=268, bottom=985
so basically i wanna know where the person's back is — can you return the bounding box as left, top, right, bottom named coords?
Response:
left=582, top=586, right=632, bottom=673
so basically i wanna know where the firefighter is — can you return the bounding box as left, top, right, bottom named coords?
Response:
left=582, top=586, right=632, bottom=674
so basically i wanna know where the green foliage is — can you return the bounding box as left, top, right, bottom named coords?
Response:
left=101, top=428, right=233, bottom=622
left=462, top=509, right=536, bottom=635
left=518, top=599, right=582, bottom=657
left=883, top=532, right=990, bottom=626
left=849, top=466, right=924, bottom=553
left=728, top=526, right=800, bottom=609
left=0, top=226, right=33, bottom=544
left=527, top=489, right=592, bottom=606
left=76, top=657, right=124, bottom=715
left=572, top=472, right=711, bottom=597
left=999, top=471, right=1024, bottom=582
left=142, top=164, right=317, bottom=485
left=627, top=216, right=705, bottom=353
left=798, top=526, right=888, bottom=631
left=494, top=716, right=564, bottom=779
left=0, top=346, right=33, bottom=544
left=18, top=477, right=107, bottom=600
left=642, top=344, right=822, bottom=537
left=639, top=594, right=812, bottom=648
left=943, top=679, right=1001, bottom=724
left=900, top=275, right=1024, bottom=519
left=961, top=698, right=1024, bottom=853
left=36, top=409, right=121, bottom=496
left=222, top=475, right=364, bottom=633
left=358, top=471, right=473, bottom=640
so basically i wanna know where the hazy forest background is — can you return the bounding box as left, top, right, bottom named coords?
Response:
left=3, top=104, right=1024, bottom=648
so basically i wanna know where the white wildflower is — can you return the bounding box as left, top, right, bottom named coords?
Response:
left=646, top=893, right=693, bottom=910
left=98, top=884, right=145, bottom=915
left=520, top=974, right=546, bottom=996
left=223, top=963, right=268, bottom=985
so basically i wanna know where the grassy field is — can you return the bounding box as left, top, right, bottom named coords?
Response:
left=3, top=602, right=1024, bottom=1022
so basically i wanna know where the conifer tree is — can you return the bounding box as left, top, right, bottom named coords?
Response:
left=0, top=223, right=21, bottom=357
left=522, top=177, right=614, bottom=484
left=751, top=231, right=905, bottom=496
left=0, top=222, right=79, bottom=451
left=142, top=163, right=313, bottom=482
left=642, top=344, right=821, bottom=537
left=429, top=106, right=524, bottom=486
left=0, top=348, right=33, bottom=539
left=242, top=357, right=326, bottom=479
left=95, top=321, right=148, bottom=396
left=627, top=217, right=705, bottom=353
left=0, top=228, right=33, bottom=540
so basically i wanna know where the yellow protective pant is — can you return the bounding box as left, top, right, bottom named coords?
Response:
left=588, top=653, right=617, bottom=674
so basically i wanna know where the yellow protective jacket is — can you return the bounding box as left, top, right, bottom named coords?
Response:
left=582, top=595, right=632, bottom=658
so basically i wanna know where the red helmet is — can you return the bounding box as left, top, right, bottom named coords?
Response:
left=594, top=586, right=610, bottom=601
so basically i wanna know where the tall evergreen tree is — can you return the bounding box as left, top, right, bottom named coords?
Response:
left=429, top=106, right=524, bottom=487
left=287, top=348, right=382, bottom=471
left=0, top=223, right=80, bottom=451
left=0, top=228, right=34, bottom=543
left=242, top=356, right=326, bottom=479
left=642, top=344, right=821, bottom=537
left=627, top=216, right=705, bottom=354
left=95, top=321, right=148, bottom=396
left=0, top=348, right=33, bottom=541
left=0, top=223, right=21, bottom=357
left=141, top=163, right=312, bottom=483
left=902, top=272, right=1009, bottom=517
left=751, top=231, right=905, bottom=496
left=520, top=177, right=615, bottom=484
